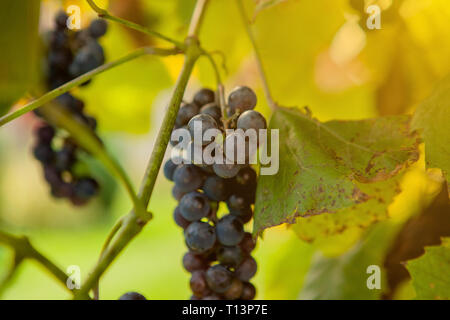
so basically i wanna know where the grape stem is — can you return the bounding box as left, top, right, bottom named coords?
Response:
left=235, top=0, right=278, bottom=111
left=0, top=230, right=74, bottom=297
left=86, top=0, right=185, bottom=49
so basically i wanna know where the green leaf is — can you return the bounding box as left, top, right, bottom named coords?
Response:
left=299, top=222, right=399, bottom=300
left=0, top=1, right=40, bottom=115
left=254, top=107, right=419, bottom=235
left=412, top=75, right=450, bottom=196
left=292, top=175, right=401, bottom=247
left=406, top=238, right=450, bottom=300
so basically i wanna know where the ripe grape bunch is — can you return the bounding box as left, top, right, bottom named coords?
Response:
left=164, top=86, right=267, bottom=300
left=33, top=11, right=108, bottom=205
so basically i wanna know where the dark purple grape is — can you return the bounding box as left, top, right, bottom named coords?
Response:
left=190, top=270, right=210, bottom=297
left=227, top=86, right=257, bottom=115
left=213, top=162, right=241, bottom=179
left=163, top=158, right=179, bottom=181
left=33, top=143, right=55, bottom=164
left=217, top=246, right=243, bottom=267
left=35, top=125, right=55, bottom=144
left=227, top=194, right=248, bottom=212
left=89, top=19, right=108, bottom=38
left=179, top=191, right=211, bottom=222
left=173, top=164, right=204, bottom=193
left=216, top=214, right=244, bottom=246
left=240, top=282, right=256, bottom=300
left=205, top=264, right=233, bottom=294
left=237, top=110, right=267, bottom=132
left=183, top=252, right=206, bottom=272
left=235, top=256, right=257, bottom=281
left=188, top=114, right=218, bottom=146
left=185, top=222, right=216, bottom=253
left=176, top=103, right=199, bottom=127
left=73, top=177, right=99, bottom=200
left=173, top=206, right=190, bottom=229
left=69, top=40, right=105, bottom=78
left=194, top=88, right=215, bottom=107
left=200, top=103, right=222, bottom=124
left=172, top=185, right=187, bottom=201
left=54, top=11, right=68, bottom=30
left=240, top=232, right=256, bottom=254
left=118, top=292, right=146, bottom=300
left=223, top=278, right=243, bottom=300
left=230, top=206, right=253, bottom=224
left=202, top=175, right=229, bottom=201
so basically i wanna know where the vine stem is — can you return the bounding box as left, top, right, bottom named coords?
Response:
left=86, top=0, right=185, bottom=49
left=74, top=0, right=209, bottom=299
left=235, top=0, right=278, bottom=111
left=0, top=47, right=180, bottom=128
left=0, top=230, right=72, bottom=295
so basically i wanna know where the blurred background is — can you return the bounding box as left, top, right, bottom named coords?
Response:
left=0, top=0, right=449, bottom=299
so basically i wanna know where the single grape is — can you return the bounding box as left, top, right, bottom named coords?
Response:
left=48, top=49, right=72, bottom=71
left=179, top=191, right=211, bottom=221
left=240, top=282, right=256, bottom=300
left=56, top=93, right=85, bottom=113
left=223, top=278, right=243, bottom=300
left=173, top=164, right=204, bottom=193
left=33, top=143, right=55, bottom=164
left=43, top=165, right=62, bottom=186
left=227, top=194, right=248, bottom=212
left=205, top=264, right=233, bottom=294
left=54, top=147, right=75, bottom=171
left=216, top=214, right=244, bottom=246
left=239, top=232, right=256, bottom=254
left=237, top=110, right=267, bottom=132
left=235, top=256, right=257, bottom=281
left=200, top=103, right=222, bottom=124
left=172, top=185, right=187, bottom=201
left=183, top=251, right=206, bottom=272
left=54, top=11, right=68, bottom=30
left=194, top=88, right=215, bottom=107
left=69, top=40, right=105, bottom=78
left=173, top=206, right=190, bottom=229
left=35, top=125, right=55, bottom=145
left=190, top=270, right=210, bottom=297
left=73, top=178, right=99, bottom=200
left=163, top=158, right=179, bottom=181
left=188, top=114, right=218, bottom=146
left=185, top=221, right=216, bottom=253
left=235, top=166, right=257, bottom=188
left=202, top=175, right=229, bottom=201
left=118, top=292, right=146, bottom=300
left=230, top=206, right=253, bottom=224
left=227, top=86, right=257, bottom=115
left=213, top=162, right=241, bottom=179
left=217, top=245, right=243, bottom=267
left=89, top=19, right=108, bottom=38
left=176, top=103, right=199, bottom=127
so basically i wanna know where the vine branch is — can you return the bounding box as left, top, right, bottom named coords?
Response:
left=0, top=230, right=72, bottom=296
left=86, top=0, right=185, bottom=49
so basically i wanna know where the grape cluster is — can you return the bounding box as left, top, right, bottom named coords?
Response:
left=32, top=11, right=108, bottom=205
left=165, top=87, right=266, bottom=300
